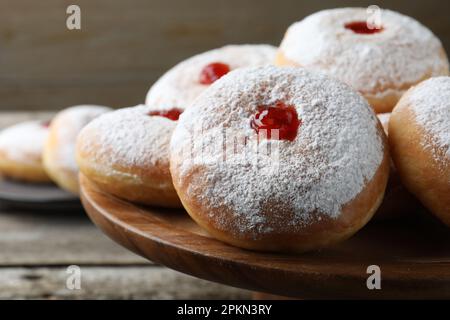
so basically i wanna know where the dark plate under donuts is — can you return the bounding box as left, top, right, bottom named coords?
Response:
left=0, top=177, right=81, bottom=211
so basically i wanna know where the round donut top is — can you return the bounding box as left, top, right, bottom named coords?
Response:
left=279, top=8, right=449, bottom=97
left=145, top=44, right=276, bottom=111
left=50, top=105, right=111, bottom=171
left=77, top=105, right=176, bottom=182
left=0, top=120, right=49, bottom=164
left=171, top=66, right=384, bottom=234
left=406, top=77, right=450, bottom=159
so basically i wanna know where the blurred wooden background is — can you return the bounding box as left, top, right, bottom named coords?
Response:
left=1, top=0, right=449, bottom=111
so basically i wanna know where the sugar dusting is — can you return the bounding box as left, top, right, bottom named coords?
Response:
left=51, top=105, right=111, bottom=172
left=0, top=121, right=48, bottom=164
left=77, top=105, right=175, bottom=171
left=279, top=8, right=449, bottom=99
left=145, top=44, right=276, bottom=110
left=171, top=66, right=384, bottom=237
left=408, top=77, right=450, bottom=160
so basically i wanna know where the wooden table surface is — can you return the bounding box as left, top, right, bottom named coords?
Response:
left=0, top=112, right=250, bottom=299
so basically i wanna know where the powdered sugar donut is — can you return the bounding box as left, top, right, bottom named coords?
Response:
left=389, top=77, right=450, bottom=226
left=170, top=66, right=390, bottom=253
left=375, top=113, right=421, bottom=219
left=145, top=44, right=276, bottom=111
left=44, top=105, right=111, bottom=194
left=0, top=120, right=51, bottom=183
left=276, top=8, right=449, bottom=114
left=76, top=105, right=182, bottom=207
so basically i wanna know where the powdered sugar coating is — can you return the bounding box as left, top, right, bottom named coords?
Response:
left=50, top=105, right=111, bottom=172
left=279, top=8, right=449, bottom=99
left=407, top=77, right=450, bottom=159
left=145, top=44, right=276, bottom=110
left=0, top=121, right=48, bottom=164
left=77, top=105, right=175, bottom=180
left=171, top=66, right=384, bottom=236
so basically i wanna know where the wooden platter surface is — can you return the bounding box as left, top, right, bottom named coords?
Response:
left=80, top=175, right=450, bottom=299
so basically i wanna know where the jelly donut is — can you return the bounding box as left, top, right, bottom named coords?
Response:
left=389, top=77, right=450, bottom=226
left=0, top=120, right=51, bottom=183
left=170, top=66, right=390, bottom=253
left=374, top=113, right=421, bottom=219
left=276, top=8, right=450, bottom=114
left=43, top=105, right=111, bottom=194
left=76, top=105, right=182, bottom=207
left=145, top=44, right=276, bottom=110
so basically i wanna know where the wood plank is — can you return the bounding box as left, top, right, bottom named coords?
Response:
left=0, top=208, right=148, bottom=265
left=0, top=266, right=251, bottom=299
left=0, top=84, right=146, bottom=110
left=0, top=112, right=55, bottom=128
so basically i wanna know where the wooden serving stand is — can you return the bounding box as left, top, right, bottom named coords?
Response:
left=80, top=175, right=450, bottom=299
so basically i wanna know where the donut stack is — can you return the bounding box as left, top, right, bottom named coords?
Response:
left=0, top=105, right=111, bottom=194
left=77, top=44, right=277, bottom=207
left=3, top=7, right=448, bottom=253
left=75, top=8, right=449, bottom=253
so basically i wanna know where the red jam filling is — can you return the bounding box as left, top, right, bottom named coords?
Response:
left=199, top=62, right=231, bottom=85
left=250, top=101, right=301, bottom=141
left=344, top=21, right=383, bottom=34
left=41, top=120, right=51, bottom=128
left=148, top=108, right=183, bottom=121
